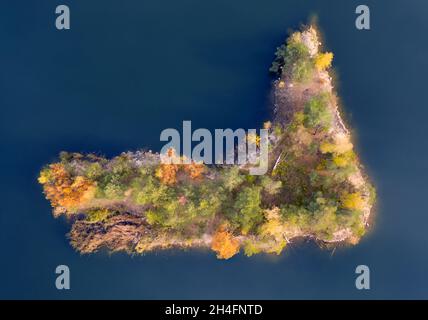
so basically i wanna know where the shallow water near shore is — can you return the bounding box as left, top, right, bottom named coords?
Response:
left=1, top=0, right=428, bottom=299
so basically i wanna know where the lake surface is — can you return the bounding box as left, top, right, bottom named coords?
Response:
left=1, top=0, right=428, bottom=299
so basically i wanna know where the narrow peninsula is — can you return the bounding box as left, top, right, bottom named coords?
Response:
left=38, top=25, right=376, bottom=259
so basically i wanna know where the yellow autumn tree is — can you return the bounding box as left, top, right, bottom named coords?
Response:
left=258, top=207, right=287, bottom=255
left=341, top=192, right=365, bottom=211
left=247, top=132, right=260, bottom=147
left=259, top=207, right=283, bottom=238
left=320, top=134, right=353, bottom=155
left=156, top=149, right=205, bottom=184
left=155, top=163, right=179, bottom=185
left=183, top=162, right=205, bottom=180
left=332, top=150, right=356, bottom=167
left=156, top=148, right=180, bottom=185
left=38, top=163, right=96, bottom=215
left=211, top=228, right=240, bottom=259
left=315, top=52, right=333, bottom=71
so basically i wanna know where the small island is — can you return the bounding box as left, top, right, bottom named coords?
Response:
left=38, top=24, right=375, bottom=259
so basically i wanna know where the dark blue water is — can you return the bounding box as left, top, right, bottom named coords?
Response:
left=1, top=0, right=428, bottom=299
